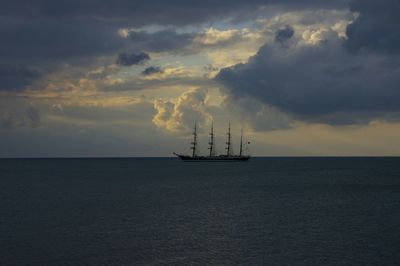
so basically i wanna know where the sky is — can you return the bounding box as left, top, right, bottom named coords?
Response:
left=1, top=0, right=400, bottom=157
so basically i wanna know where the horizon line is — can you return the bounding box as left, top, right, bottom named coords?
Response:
left=1, top=155, right=400, bottom=159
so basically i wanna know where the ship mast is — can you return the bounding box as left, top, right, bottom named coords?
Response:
left=226, top=122, right=231, bottom=156
left=239, top=127, right=243, bottom=156
left=190, top=122, right=198, bottom=157
left=208, top=121, right=214, bottom=157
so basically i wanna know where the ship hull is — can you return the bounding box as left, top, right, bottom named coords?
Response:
left=174, top=153, right=250, bottom=161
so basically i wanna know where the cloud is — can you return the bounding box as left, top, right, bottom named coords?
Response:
left=1, top=1, right=350, bottom=26
left=127, top=29, right=195, bottom=53
left=142, top=66, right=163, bottom=76
left=216, top=25, right=400, bottom=128
left=0, top=1, right=351, bottom=61
left=0, top=1, right=352, bottom=92
left=0, top=18, right=124, bottom=61
left=116, top=52, right=150, bottom=66
left=222, top=93, right=294, bottom=131
left=0, top=65, right=42, bottom=91
left=193, top=28, right=244, bottom=47
left=345, top=0, right=400, bottom=54
left=0, top=26, right=194, bottom=92
left=275, top=26, right=294, bottom=43
left=192, top=27, right=266, bottom=68
left=138, top=65, right=199, bottom=82
left=0, top=17, right=126, bottom=91
left=153, top=88, right=212, bottom=133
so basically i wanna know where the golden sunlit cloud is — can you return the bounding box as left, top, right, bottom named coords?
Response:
left=153, top=88, right=212, bottom=133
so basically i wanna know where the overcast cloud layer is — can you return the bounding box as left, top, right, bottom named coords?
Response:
left=0, top=0, right=350, bottom=91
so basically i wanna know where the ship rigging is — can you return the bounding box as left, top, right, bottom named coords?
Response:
left=174, top=122, right=250, bottom=161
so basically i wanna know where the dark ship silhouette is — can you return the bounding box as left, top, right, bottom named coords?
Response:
left=174, top=122, right=250, bottom=161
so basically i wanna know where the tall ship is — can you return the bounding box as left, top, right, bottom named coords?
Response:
left=174, top=122, right=250, bottom=161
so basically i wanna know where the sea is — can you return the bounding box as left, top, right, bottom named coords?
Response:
left=1, top=157, right=400, bottom=265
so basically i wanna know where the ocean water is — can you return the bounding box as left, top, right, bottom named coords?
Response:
left=1, top=157, right=400, bottom=265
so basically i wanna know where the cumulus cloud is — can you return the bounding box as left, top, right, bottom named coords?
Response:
left=192, top=27, right=267, bottom=68
left=116, top=52, right=150, bottom=66
left=153, top=88, right=212, bottom=133
left=216, top=25, right=400, bottom=128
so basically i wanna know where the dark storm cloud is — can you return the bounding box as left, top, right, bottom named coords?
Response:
left=0, top=17, right=124, bottom=89
left=216, top=27, right=400, bottom=127
left=275, top=26, right=294, bottom=43
left=142, top=66, right=163, bottom=76
left=345, top=0, right=400, bottom=54
left=116, top=52, right=150, bottom=66
left=0, top=1, right=350, bottom=25
left=0, top=18, right=124, bottom=60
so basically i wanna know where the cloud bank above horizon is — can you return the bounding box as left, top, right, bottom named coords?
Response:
left=1, top=0, right=400, bottom=157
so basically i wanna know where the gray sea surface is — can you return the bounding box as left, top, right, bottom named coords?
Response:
left=1, top=157, right=400, bottom=265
